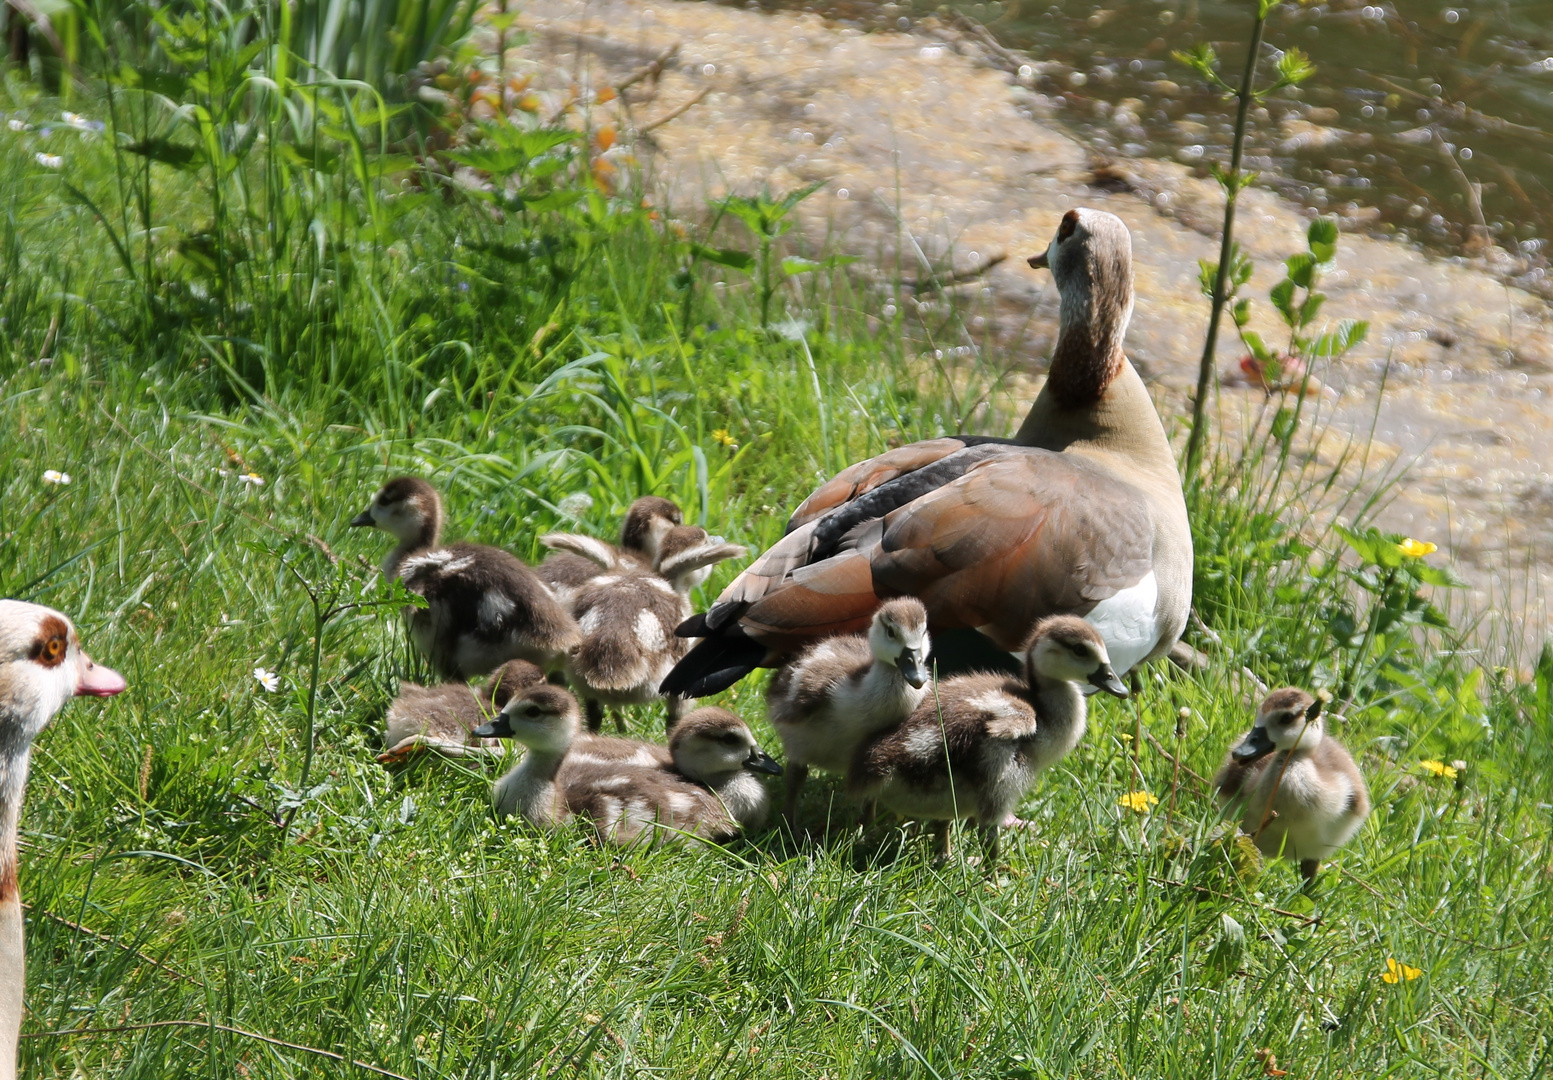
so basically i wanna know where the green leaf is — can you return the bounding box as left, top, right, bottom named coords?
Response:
left=1232, top=298, right=1251, bottom=327
left=1335, top=523, right=1378, bottom=565
left=1285, top=252, right=1316, bottom=289
left=112, top=63, right=189, bottom=100
left=1270, top=406, right=1296, bottom=443
left=1413, top=563, right=1468, bottom=588
left=1276, top=45, right=1316, bottom=87
left=1299, top=292, right=1326, bottom=327
left=689, top=243, right=755, bottom=271
left=123, top=138, right=206, bottom=171
left=520, top=190, right=586, bottom=214
left=1269, top=278, right=1296, bottom=325
left=1197, top=259, right=1218, bottom=300
left=1307, top=216, right=1339, bottom=258
left=1242, top=330, right=1274, bottom=364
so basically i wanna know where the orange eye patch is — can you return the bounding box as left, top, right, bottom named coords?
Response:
left=31, top=615, right=71, bottom=668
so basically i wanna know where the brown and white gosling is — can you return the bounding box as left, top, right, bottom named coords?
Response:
left=537, top=496, right=683, bottom=604
left=377, top=659, right=544, bottom=764
left=1213, top=688, right=1370, bottom=881
left=2, top=601, right=125, bottom=1080
left=552, top=525, right=744, bottom=733
left=350, top=477, right=579, bottom=680
left=766, top=598, right=931, bottom=827
left=849, top=616, right=1126, bottom=862
left=473, top=686, right=674, bottom=825
left=563, top=707, right=782, bottom=846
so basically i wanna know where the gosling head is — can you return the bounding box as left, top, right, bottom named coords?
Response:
left=655, top=526, right=747, bottom=594
left=487, top=659, right=547, bottom=711
left=1233, top=688, right=1324, bottom=763
left=471, top=685, right=580, bottom=755
left=0, top=600, right=126, bottom=739
left=669, top=707, right=782, bottom=786
left=620, top=497, right=684, bottom=561
left=1024, top=616, right=1128, bottom=698
left=868, top=598, right=931, bottom=689
left=349, top=476, right=442, bottom=545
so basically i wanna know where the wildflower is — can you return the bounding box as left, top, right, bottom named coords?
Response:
left=254, top=667, right=281, bottom=692
left=35, top=152, right=63, bottom=169
left=557, top=492, right=594, bottom=520
left=238, top=472, right=265, bottom=486
left=8, top=119, right=29, bottom=132
left=1397, top=537, right=1437, bottom=558
left=61, top=111, right=94, bottom=131
left=1118, top=791, right=1159, bottom=814
left=42, top=470, right=72, bottom=485
left=1380, top=957, right=1422, bottom=983
left=711, top=429, right=739, bottom=450
left=1116, top=732, right=1134, bottom=742
left=1420, top=759, right=1459, bottom=780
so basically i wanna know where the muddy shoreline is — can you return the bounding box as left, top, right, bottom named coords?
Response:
left=504, top=0, right=1553, bottom=655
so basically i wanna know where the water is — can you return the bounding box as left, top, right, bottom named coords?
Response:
left=740, top=0, right=1553, bottom=286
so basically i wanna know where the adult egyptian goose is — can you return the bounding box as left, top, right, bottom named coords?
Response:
left=1, top=601, right=125, bottom=1080
left=1214, top=688, right=1370, bottom=880
left=766, top=597, right=931, bottom=826
left=537, top=496, right=683, bottom=604
left=562, top=707, right=781, bottom=846
left=377, top=659, right=544, bottom=764
left=549, top=525, right=744, bottom=733
left=350, top=477, right=579, bottom=680
left=662, top=208, right=1191, bottom=697
left=849, top=615, right=1125, bottom=862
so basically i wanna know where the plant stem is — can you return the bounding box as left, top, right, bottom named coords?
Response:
left=1182, top=6, right=1269, bottom=481
left=284, top=593, right=326, bottom=834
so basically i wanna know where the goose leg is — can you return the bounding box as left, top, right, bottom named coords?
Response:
left=585, top=698, right=605, bottom=733
left=783, top=763, right=809, bottom=830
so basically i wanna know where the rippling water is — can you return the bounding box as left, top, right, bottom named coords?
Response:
left=742, top=0, right=1553, bottom=278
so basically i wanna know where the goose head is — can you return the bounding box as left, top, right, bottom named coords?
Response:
left=868, top=597, right=931, bottom=689
left=654, top=527, right=747, bottom=595
left=1024, top=615, right=1127, bottom=697
left=1233, top=688, right=1323, bottom=763
left=669, top=707, right=782, bottom=786
left=1, top=600, right=126, bottom=746
left=620, top=497, right=684, bottom=561
left=1025, top=208, right=1135, bottom=406
left=471, top=685, right=581, bottom=755
left=349, top=476, right=443, bottom=547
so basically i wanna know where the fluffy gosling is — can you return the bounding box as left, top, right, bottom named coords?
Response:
left=377, top=659, right=544, bottom=764
left=537, top=496, right=683, bottom=603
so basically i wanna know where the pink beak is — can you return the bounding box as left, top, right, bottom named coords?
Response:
left=76, top=653, right=127, bottom=697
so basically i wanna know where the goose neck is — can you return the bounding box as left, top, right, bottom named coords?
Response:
left=0, top=744, right=30, bottom=902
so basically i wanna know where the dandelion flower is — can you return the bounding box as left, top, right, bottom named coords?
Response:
left=35, top=152, right=63, bottom=169
left=711, top=429, right=739, bottom=450
left=1117, top=791, right=1159, bottom=814
left=1381, top=957, right=1422, bottom=983
left=557, top=492, right=593, bottom=520
left=254, top=667, right=281, bottom=693
left=42, top=470, right=72, bottom=485
left=1420, top=759, right=1459, bottom=780
left=1397, top=537, right=1437, bottom=558
left=238, top=472, right=265, bottom=486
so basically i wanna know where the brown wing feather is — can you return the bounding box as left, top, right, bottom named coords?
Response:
left=785, top=438, right=975, bottom=532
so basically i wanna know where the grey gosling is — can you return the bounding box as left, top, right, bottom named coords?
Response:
left=350, top=476, right=579, bottom=680
left=766, top=598, right=931, bottom=827
left=377, top=659, right=544, bottom=764
left=537, top=496, right=683, bottom=604
left=1, top=601, right=125, bottom=1080
left=549, top=525, right=745, bottom=733
left=849, top=615, right=1126, bottom=862
left=1214, top=688, right=1370, bottom=881
left=563, top=706, right=781, bottom=846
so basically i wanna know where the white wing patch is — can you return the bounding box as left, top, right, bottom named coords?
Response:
left=635, top=609, right=667, bottom=652
left=478, top=591, right=515, bottom=628
left=1083, top=571, right=1159, bottom=675
left=903, top=723, right=946, bottom=762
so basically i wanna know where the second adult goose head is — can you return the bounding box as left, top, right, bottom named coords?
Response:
left=662, top=208, right=1191, bottom=699
left=350, top=477, right=580, bottom=680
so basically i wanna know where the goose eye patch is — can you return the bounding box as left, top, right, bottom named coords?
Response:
left=1057, top=210, right=1080, bottom=241
left=31, top=617, right=71, bottom=668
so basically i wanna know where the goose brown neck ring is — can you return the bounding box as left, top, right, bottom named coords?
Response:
left=1044, top=250, right=1133, bottom=409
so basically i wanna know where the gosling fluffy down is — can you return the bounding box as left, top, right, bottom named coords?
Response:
left=537, top=496, right=684, bottom=604
left=1214, top=687, right=1370, bottom=880
left=378, top=659, right=544, bottom=764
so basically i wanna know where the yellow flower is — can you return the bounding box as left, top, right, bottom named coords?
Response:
left=1397, top=538, right=1437, bottom=558
left=711, top=429, right=739, bottom=450
left=1117, top=732, right=1134, bottom=742
left=1420, top=759, right=1459, bottom=780
left=1381, top=958, right=1422, bottom=983
left=1117, top=791, right=1158, bottom=814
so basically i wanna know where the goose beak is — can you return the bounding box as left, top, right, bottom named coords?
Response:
left=897, top=651, right=929, bottom=690
left=744, top=746, right=784, bottom=776
left=471, top=715, right=515, bottom=739
left=1090, top=665, right=1129, bottom=698
left=1232, top=726, right=1277, bottom=763
left=1026, top=250, right=1049, bottom=270
left=349, top=509, right=375, bottom=528
left=75, top=654, right=126, bottom=697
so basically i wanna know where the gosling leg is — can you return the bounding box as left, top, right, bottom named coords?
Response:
left=979, top=824, right=1001, bottom=865
left=931, top=820, right=952, bottom=862
left=783, top=762, right=809, bottom=831
left=1300, top=858, right=1321, bottom=883
left=585, top=698, right=605, bottom=733
left=665, top=694, right=685, bottom=734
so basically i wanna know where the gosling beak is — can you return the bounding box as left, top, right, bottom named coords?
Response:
left=1232, top=726, right=1277, bottom=763
left=1090, top=665, right=1129, bottom=698
left=897, top=651, right=929, bottom=690
left=743, top=746, right=784, bottom=776
left=1026, top=250, right=1049, bottom=270
left=349, top=509, right=375, bottom=528
left=471, top=714, right=515, bottom=739
left=75, top=654, right=127, bottom=698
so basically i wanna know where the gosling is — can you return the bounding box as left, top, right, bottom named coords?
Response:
left=849, top=616, right=1127, bottom=862
left=377, top=659, right=543, bottom=764
left=1214, top=688, right=1370, bottom=881
left=350, top=476, right=579, bottom=680
left=766, top=598, right=931, bottom=827
left=538, top=496, right=683, bottom=604
left=564, top=707, right=782, bottom=846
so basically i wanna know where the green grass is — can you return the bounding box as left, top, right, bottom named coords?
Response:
left=5, top=26, right=1553, bottom=1078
